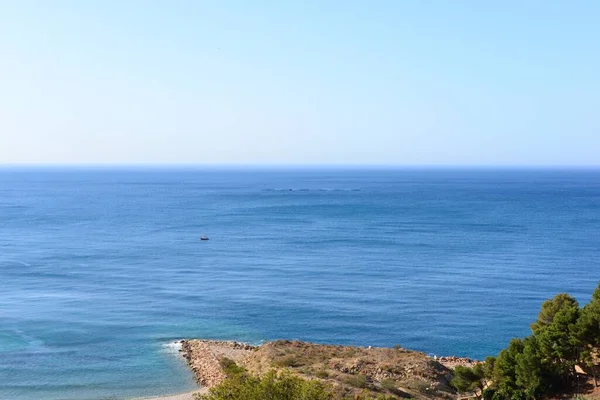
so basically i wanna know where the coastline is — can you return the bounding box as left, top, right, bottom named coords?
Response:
left=167, top=339, right=477, bottom=399
left=137, top=389, right=206, bottom=400
left=133, top=339, right=478, bottom=400
left=130, top=340, right=256, bottom=400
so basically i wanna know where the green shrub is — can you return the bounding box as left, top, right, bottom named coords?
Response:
left=344, top=373, right=368, bottom=388
left=380, top=378, right=396, bottom=391
left=315, top=369, right=329, bottom=379
left=380, top=379, right=413, bottom=398
left=482, top=388, right=496, bottom=400
left=274, top=355, right=303, bottom=368
left=197, top=369, right=332, bottom=400
left=218, top=357, right=246, bottom=377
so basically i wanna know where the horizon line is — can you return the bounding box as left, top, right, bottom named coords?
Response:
left=1, top=163, right=599, bottom=170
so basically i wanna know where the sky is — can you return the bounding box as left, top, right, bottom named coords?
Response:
left=0, top=1, right=599, bottom=166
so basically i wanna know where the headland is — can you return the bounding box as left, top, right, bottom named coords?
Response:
left=149, top=339, right=476, bottom=400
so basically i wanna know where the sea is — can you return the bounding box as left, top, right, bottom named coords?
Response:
left=0, top=167, right=598, bottom=400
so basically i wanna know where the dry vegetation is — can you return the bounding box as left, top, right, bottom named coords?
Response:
left=182, top=339, right=463, bottom=399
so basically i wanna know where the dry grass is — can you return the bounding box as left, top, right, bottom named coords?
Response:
left=240, top=340, right=455, bottom=399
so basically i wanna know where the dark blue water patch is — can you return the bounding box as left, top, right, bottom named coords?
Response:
left=0, top=168, right=599, bottom=399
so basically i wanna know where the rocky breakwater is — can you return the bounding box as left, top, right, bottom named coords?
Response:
left=180, top=340, right=256, bottom=388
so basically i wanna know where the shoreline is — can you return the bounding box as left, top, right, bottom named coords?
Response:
left=136, top=389, right=206, bottom=400
left=130, top=340, right=257, bottom=400
left=170, top=339, right=477, bottom=399
left=132, top=339, right=478, bottom=400
left=138, top=387, right=208, bottom=400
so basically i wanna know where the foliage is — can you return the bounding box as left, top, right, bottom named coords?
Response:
left=514, top=337, right=542, bottom=400
left=198, top=369, right=333, bottom=400
left=485, top=283, right=600, bottom=399
left=314, top=369, right=329, bottom=379
left=343, top=373, right=368, bottom=388
left=483, top=356, right=496, bottom=380
left=577, top=284, right=600, bottom=352
left=535, top=297, right=580, bottom=381
left=219, top=357, right=246, bottom=377
left=380, top=378, right=397, bottom=391
left=451, top=365, right=485, bottom=394
left=482, top=388, right=496, bottom=400
left=493, top=338, right=525, bottom=398
left=275, top=355, right=303, bottom=368
left=530, top=293, right=579, bottom=334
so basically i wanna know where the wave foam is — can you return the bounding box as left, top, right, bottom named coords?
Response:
left=161, top=341, right=183, bottom=355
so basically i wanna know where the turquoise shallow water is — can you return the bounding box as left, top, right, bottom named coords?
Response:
left=0, top=168, right=599, bottom=400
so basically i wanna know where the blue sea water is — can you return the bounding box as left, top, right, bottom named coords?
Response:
left=0, top=168, right=599, bottom=400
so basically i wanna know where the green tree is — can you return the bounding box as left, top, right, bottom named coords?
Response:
left=493, top=338, right=525, bottom=399
left=576, top=283, right=600, bottom=387
left=451, top=365, right=485, bottom=397
left=531, top=293, right=579, bottom=334
left=576, top=284, right=600, bottom=346
left=534, top=296, right=580, bottom=384
left=515, top=337, right=542, bottom=400
left=483, top=356, right=496, bottom=380
left=482, top=287, right=600, bottom=399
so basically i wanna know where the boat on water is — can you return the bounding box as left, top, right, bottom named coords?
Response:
left=200, top=236, right=209, bottom=241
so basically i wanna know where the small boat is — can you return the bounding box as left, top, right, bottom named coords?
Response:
left=200, top=236, right=209, bottom=241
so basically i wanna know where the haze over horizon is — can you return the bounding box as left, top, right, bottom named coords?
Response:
left=1, top=1, right=599, bottom=166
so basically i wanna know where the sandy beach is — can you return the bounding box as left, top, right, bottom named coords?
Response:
left=139, top=389, right=205, bottom=400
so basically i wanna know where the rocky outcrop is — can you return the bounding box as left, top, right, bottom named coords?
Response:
left=435, top=355, right=478, bottom=369
left=178, top=339, right=476, bottom=399
left=180, top=340, right=256, bottom=388
left=180, top=340, right=227, bottom=388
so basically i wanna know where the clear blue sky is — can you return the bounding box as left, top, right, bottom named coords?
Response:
left=1, top=1, right=598, bottom=166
